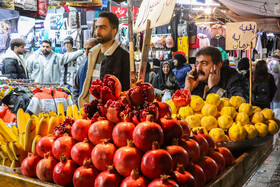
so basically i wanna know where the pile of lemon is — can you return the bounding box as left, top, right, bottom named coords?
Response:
left=166, top=94, right=279, bottom=142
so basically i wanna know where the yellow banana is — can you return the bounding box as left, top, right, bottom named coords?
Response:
left=0, top=119, right=17, bottom=142
left=6, top=142, right=16, bottom=161
left=2, top=158, right=12, bottom=167
left=47, top=115, right=59, bottom=136
left=24, top=112, right=30, bottom=123
left=12, top=125, right=19, bottom=136
left=0, top=133, right=6, bottom=144
left=80, top=107, right=86, bottom=118
left=24, top=117, right=37, bottom=153
left=67, top=106, right=73, bottom=117
left=0, top=144, right=8, bottom=159
left=37, top=116, right=49, bottom=137
left=31, top=135, right=41, bottom=154
left=38, top=112, right=44, bottom=121
left=57, top=102, right=65, bottom=116
left=19, top=132, right=25, bottom=148
left=72, top=104, right=79, bottom=119
left=11, top=141, right=27, bottom=163
left=58, top=113, right=65, bottom=124
left=10, top=160, right=20, bottom=168
left=49, top=110, right=54, bottom=118
left=32, top=114, right=39, bottom=132
left=16, top=108, right=26, bottom=134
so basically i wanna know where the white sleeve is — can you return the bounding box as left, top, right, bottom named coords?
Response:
left=26, top=97, right=41, bottom=116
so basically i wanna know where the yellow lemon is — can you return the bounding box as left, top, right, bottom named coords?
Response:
left=178, top=106, right=194, bottom=120
left=201, top=116, right=218, bottom=131
left=266, top=120, right=279, bottom=135
left=206, top=93, right=221, bottom=107
left=239, top=103, right=253, bottom=116
left=261, top=108, right=275, bottom=120
left=194, top=113, right=203, bottom=120
left=229, top=96, right=246, bottom=108
left=218, top=115, right=234, bottom=129
left=235, top=112, right=250, bottom=125
left=254, top=123, right=268, bottom=137
left=221, top=98, right=231, bottom=107
left=186, top=115, right=201, bottom=128
left=228, top=123, right=247, bottom=141
left=209, top=128, right=225, bottom=142
left=165, top=100, right=178, bottom=115
left=201, top=103, right=218, bottom=117
left=190, top=96, right=205, bottom=112
left=191, top=127, right=208, bottom=135
left=191, top=95, right=200, bottom=100
left=220, top=106, right=237, bottom=119
left=253, top=106, right=262, bottom=113
left=244, top=124, right=258, bottom=139
left=250, top=112, right=265, bottom=124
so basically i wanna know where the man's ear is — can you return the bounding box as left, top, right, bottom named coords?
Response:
left=218, top=62, right=223, bottom=69
left=112, top=28, right=117, bottom=37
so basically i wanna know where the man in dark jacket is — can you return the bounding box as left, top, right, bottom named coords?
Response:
left=1, top=38, right=28, bottom=79
left=185, top=46, right=249, bottom=101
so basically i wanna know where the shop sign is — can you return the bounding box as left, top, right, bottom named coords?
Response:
left=111, top=6, right=138, bottom=20
left=226, top=22, right=257, bottom=50
left=134, top=0, right=176, bottom=33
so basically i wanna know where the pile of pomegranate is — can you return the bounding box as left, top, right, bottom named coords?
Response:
left=21, top=75, right=234, bottom=187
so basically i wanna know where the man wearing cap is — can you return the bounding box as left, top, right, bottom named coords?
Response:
left=26, top=39, right=83, bottom=83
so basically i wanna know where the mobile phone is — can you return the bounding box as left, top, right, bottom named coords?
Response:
left=193, top=70, right=198, bottom=80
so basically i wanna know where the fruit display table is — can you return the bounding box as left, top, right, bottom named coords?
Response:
left=0, top=135, right=273, bottom=187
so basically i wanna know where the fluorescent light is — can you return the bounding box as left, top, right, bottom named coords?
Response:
left=176, top=0, right=220, bottom=6
left=204, top=7, right=212, bottom=14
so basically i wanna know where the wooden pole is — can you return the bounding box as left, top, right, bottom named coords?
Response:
left=128, top=0, right=136, bottom=87
left=249, top=42, right=252, bottom=104
left=138, top=19, right=152, bottom=81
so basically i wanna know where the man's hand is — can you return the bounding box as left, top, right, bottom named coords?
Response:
left=208, top=65, right=220, bottom=89
left=162, top=89, right=170, bottom=95
left=184, top=65, right=199, bottom=92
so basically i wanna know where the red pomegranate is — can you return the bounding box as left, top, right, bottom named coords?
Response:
left=71, top=138, right=94, bottom=166
left=91, top=139, right=117, bottom=171
left=176, top=117, right=191, bottom=137
left=106, top=99, right=125, bottom=124
left=172, top=164, right=195, bottom=187
left=159, top=116, right=182, bottom=145
left=141, top=141, right=173, bottom=179
left=190, top=133, right=209, bottom=155
left=71, top=119, right=92, bottom=141
left=94, top=165, right=122, bottom=187
left=112, top=121, right=135, bottom=148
left=153, top=101, right=171, bottom=118
left=120, top=169, right=148, bottom=187
left=113, top=140, right=143, bottom=177
left=52, top=134, right=76, bottom=160
left=178, top=138, right=200, bottom=163
left=218, top=147, right=234, bottom=167
left=196, top=156, right=218, bottom=181
left=53, top=154, right=78, bottom=186
left=73, top=159, right=100, bottom=187
left=88, top=120, right=114, bottom=145
left=186, top=162, right=206, bottom=187
left=148, top=175, right=179, bottom=187
left=166, top=139, right=189, bottom=170
left=36, top=152, right=58, bottom=181
left=35, top=135, right=55, bottom=158
left=126, top=81, right=155, bottom=106
left=21, top=153, right=41, bottom=177
left=197, top=129, right=215, bottom=150
left=172, top=89, right=191, bottom=108
left=208, top=149, right=226, bottom=173
left=133, top=116, right=164, bottom=152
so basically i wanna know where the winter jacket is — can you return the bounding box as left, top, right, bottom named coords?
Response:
left=210, top=24, right=226, bottom=38
left=1, top=49, right=28, bottom=79
left=0, top=105, right=16, bottom=123
left=73, top=60, right=87, bottom=106
left=78, top=40, right=130, bottom=108
left=192, top=65, right=249, bottom=102
left=26, top=49, right=83, bottom=83
left=272, top=71, right=280, bottom=102
left=172, top=64, right=191, bottom=88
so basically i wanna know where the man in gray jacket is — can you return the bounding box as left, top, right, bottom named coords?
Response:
left=26, top=39, right=83, bottom=83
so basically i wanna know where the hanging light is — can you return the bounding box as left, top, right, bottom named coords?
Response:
left=204, top=7, right=212, bottom=15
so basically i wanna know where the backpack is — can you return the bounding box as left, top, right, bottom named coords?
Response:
left=252, top=79, right=270, bottom=106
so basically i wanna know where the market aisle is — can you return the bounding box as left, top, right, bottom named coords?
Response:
left=244, top=135, right=280, bottom=187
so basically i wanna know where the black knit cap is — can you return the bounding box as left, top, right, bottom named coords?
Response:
left=64, top=36, right=73, bottom=46
left=153, top=58, right=160, bottom=66
left=238, top=58, right=249, bottom=71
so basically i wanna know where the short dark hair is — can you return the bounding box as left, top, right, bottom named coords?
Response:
left=98, top=12, right=119, bottom=32
left=10, top=38, right=25, bottom=50
left=42, top=39, right=51, bottom=46
left=196, top=46, right=223, bottom=65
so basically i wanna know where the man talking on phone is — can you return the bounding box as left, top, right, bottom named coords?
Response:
left=185, top=46, right=249, bottom=101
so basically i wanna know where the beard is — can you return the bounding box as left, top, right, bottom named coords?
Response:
left=96, top=33, right=113, bottom=44
left=18, top=51, right=24, bottom=55
left=42, top=50, right=50, bottom=56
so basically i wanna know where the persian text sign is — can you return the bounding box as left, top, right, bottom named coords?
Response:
left=134, top=0, right=176, bottom=33
left=226, top=22, right=257, bottom=50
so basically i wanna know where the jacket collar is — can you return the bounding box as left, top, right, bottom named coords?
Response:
left=89, top=40, right=119, bottom=56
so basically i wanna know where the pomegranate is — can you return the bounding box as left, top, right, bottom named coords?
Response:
left=53, top=154, right=78, bottom=186
left=52, top=134, right=76, bottom=160
left=91, top=139, right=117, bottom=171
left=166, top=139, right=189, bottom=170
left=178, top=138, right=200, bottom=163
left=126, top=81, right=155, bottom=106
left=21, top=153, right=41, bottom=177
left=172, top=89, right=191, bottom=108
left=141, top=141, right=173, bottom=179
left=218, top=147, right=234, bottom=167
left=113, top=140, right=143, bottom=177
left=153, top=101, right=171, bottom=118
left=197, top=129, right=215, bottom=150
left=133, top=116, right=164, bottom=152
left=94, top=165, right=122, bottom=187
left=73, top=159, right=100, bottom=187
left=112, top=121, right=135, bottom=148
left=177, top=117, right=191, bottom=137
left=186, top=162, right=206, bottom=187
left=71, top=138, right=94, bottom=166
left=120, top=169, right=148, bottom=187
left=71, top=119, right=92, bottom=141
left=35, top=135, right=55, bottom=158
left=159, top=116, right=182, bottom=145
left=190, top=133, right=209, bottom=155
left=208, top=149, right=226, bottom=173
left=148, top=175, right=179, bottom=187
left=84, top=99, right=103, bottom=119
left=36, top=152, right=58, bottom=181
left=54, top=117, right=75, bottom=138
left=196, top=156, right=218, bottom=181
left=172, top=164, right=195, bottom=187
left=88, top=120, right=114, bottom=145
